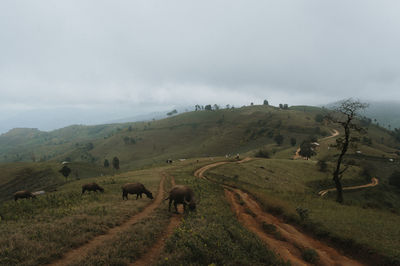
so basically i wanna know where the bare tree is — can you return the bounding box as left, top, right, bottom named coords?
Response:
left=328, top=99, right=368, bottom=203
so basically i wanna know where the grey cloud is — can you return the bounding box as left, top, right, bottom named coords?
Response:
left=1, top=0, right=400, bottom=130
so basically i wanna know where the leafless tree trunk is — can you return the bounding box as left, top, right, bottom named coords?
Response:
left=328, top=99, right=368, bottom=203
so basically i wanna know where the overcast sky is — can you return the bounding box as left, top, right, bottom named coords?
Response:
left=1, top=1, right=400, bottom=132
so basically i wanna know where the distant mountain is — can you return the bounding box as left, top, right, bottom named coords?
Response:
left=0, top=106, right=179, bottom=134
left=323, top=100, right=400, bottom=130
left=363, top=101, right=400, bottom=129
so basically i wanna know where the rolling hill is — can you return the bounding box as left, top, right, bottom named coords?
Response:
left=1, top=104, right=400, bottom=265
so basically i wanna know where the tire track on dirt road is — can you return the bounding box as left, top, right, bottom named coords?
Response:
left=132, top=174, right=183, bottom=266
left=50, top=173, right=167, bottom=266
left=195, top=159, right=363, bottom=266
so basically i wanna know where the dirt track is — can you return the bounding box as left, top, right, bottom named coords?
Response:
left=318, top=178, right=379, bottom=197
left=195, top=159, right=363, bottom=266
left=294, top=129, right=339, bottom=160
left=132, top=175, right=182, bottom=266
left=50, top=173, right=180, bottom=266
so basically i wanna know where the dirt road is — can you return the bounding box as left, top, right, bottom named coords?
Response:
left=294, top=129, right=339, bottom=160
left=318, top=178, right=379, bottom=197
left=50, top=173, right=181, bottom=266
left=132, top=175, right=182, bottom=266
left=195, top=160, right=363, bottom=266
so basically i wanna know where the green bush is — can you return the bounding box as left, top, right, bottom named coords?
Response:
left=254, top=149, right=270, bottom=158
left=302, top=248, right=319, bottom=263
left=389, top=171, right=400, bottom=189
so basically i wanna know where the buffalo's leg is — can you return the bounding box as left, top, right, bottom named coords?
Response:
left=174, top=202, right=179, bottom=213
left=169, top=199, right=172, bottom=211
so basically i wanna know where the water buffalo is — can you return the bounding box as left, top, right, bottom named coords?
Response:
left=165, top=185, right=197, bottom=213
left=122, top=183, right=153, bottom=200
left=14, top=190, right=36, bottom=201
left=82, top=183, right=104, bottom=194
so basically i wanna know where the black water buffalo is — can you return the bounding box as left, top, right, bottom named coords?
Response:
left=14, top=190, right=36, bottom=201
left=122, top=183, right=153, bottom=200
left=82, top=183, right=104, bottom=194
left=165, top=185, right=197, bottom=213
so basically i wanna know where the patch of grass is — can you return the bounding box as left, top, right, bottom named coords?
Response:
left=70, top=207, right=172, bottom=266
left=261, top=222, right=284, bottom=240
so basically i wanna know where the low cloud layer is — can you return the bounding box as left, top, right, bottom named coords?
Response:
left=1, top=0, right=399, bottom=131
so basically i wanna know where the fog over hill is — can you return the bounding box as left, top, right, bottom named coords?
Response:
left=2, top=1, right=400, bottom=136
left=1, top=100, right=399, bottom=135
left=363, top=101, right=400, bottom=129
left=0, top=105, right=175, bottom=134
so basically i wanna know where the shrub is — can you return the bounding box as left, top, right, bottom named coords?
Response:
left=316, top=160, right=328, bottom=172
left=315, top=114, right=324, bottom=123
left=296, top=207, right=309, bottom=221
left=290, top=137, right=296, bottom=146
left=255, top=149, right=270, bottom=158
left=389, top=171, right=400, bottom=189
left=274, top=134, right=284, bottom=146
left=302, top=248, right=319, bottom=263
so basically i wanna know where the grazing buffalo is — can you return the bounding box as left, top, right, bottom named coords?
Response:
left=165, top=185, right=197, bottom=213
left=82, top=183, right=104, bottom=194
left=14, top=190, right=36, bottom=201
left=122, top=183, right=153, bottom=200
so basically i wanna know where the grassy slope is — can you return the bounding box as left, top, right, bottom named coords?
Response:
left=1, top=104, right=400, bottom=264
left=0, top=158, right=284, bottom=265
left=0, top=105, right=333, bottom=166
left=1, top=105, right=397, bottom=170
left=0, top=162, right=114, bottom=202
left=207, top=158, right=400, bottom=263
left=0, top=167, right=164, bottom=265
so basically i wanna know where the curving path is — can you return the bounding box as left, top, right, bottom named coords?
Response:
left=294, top=129, right=339, bottom=160
left=318, top=178, right=379, bottom=197
left=195, top=159, right=363, bottom=266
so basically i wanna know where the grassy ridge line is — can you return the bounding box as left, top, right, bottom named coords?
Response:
left=207, top=159, right=400, bottom=265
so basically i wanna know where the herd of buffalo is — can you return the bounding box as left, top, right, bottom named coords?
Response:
left=13, top=181, right=197, bottom=213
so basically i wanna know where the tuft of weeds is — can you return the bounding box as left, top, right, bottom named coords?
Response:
left=261, top=222, right=284, bottom=241
left=302, top=248, right=319, bottom=264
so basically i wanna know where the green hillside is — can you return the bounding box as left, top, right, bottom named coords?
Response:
left=1, top=104, right=399, bottom=201
left=1, top=104, right=400, bottom=265
left=4, top=104, right=397, bottom=167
